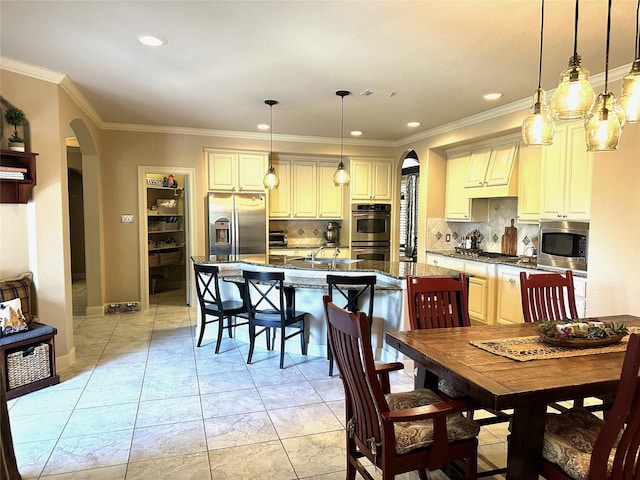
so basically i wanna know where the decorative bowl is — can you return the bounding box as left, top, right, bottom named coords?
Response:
left=538, top=332, right=625, bottom=348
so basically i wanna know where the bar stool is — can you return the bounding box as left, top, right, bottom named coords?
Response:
left=194, top=263, right=248, bottom=353
left=325, top=274, right=376, bottom=376
left=243, top=270, right=309, bottom=369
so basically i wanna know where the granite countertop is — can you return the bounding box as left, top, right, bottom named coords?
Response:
left=191, top=255, right=462, bottom=281
left=426, top=250, right=587, bottom=278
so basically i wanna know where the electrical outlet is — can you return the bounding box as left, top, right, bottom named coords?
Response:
left=445, top=234, right=451, bottom=242
left=121, top=214, right=134, bottom=223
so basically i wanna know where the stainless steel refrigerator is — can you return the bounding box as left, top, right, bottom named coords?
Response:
left=207, top=192, right=267, bottom=258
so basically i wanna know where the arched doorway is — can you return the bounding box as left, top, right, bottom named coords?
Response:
left=399, top=150, right=419, bottom=262
left=67, top=119, right=105, bottom=316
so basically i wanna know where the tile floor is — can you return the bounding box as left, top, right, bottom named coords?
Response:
left=8, top=284, right=510, bottom=479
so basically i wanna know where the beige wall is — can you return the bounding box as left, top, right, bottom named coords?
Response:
left=588, top=121, right=640, bottom=317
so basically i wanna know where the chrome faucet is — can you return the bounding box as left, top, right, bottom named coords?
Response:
left=309, top=246, right=324, bottom=261
left=330, top=247, right=341, bottom=269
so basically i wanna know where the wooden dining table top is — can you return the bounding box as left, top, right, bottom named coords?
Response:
left=386, top=314, right=640, bottom=480
left=386, top=314, right=640, bottom=412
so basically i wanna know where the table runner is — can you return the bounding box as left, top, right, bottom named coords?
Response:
left=470, top=326, right=640, bottom=361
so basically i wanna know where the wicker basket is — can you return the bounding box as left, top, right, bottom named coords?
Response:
left=7, top=343, right=51, bottom=390
left=159, top=250, right=183, bottom=265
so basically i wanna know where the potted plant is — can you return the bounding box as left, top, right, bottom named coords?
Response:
left=4, top=107, right=27, bottom=152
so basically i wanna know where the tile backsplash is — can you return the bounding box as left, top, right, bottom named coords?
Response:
left=426, top=197, right=539, bottom=255
left=269, top=219, right=344, bottom=247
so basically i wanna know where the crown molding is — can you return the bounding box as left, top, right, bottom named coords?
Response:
left=0, top=55, right=65, bottom=83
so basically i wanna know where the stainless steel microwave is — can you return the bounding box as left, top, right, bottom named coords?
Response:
left=538, top=220, right=589, bottom=272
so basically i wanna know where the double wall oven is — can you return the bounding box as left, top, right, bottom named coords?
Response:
left=351, top=203, right=391, bottom=262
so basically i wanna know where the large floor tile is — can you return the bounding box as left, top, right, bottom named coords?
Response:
left=268, top=402, right=342, bottom=439
left=282, top=430, right=345, bottom=479
left=129, top=420, right=207, bottom=463
left=208, top=441, right=297, bottom=480
left=204, top=411, right=279, bottom=449
left=125, top=452, right=212, bottom=480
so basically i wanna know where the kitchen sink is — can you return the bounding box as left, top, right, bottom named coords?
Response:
left=304, top=258, right=363, bottom=265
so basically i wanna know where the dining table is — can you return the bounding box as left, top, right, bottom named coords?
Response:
left=385, top=314, right=640, bottom=480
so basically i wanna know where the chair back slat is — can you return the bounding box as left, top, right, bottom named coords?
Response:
left=520, top=270, right=578, bottom=323
left=326, top=275, right=376, bottom=319
left=591, top=334, right=640, bottom=479
left=406, top=274, right=470, bottom=330
left=243, top=270, right=285, bottom=319
left=323, top=296, right=385, bottom=452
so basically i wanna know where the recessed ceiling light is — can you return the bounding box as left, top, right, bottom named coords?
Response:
left=136, top=35, right=168, bottom=47
left=257, top=124, right=270, bottom=130
left=350, top=130, right=362, bottom=136
left=483, top=92, right=503, bottom=100
left=407, top=121, right=421, bottom=128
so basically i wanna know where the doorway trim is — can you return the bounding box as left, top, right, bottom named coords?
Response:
left=137, top=166, right=197, bottom=311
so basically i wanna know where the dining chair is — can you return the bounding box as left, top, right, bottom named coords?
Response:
left=540, top=333, right=640, bottom=480
left=325, top=274, right=376, bottom=376
left=243, top=270, right=308, bottom=369
left=519, top=270, right=610, bottom=413
left=323, top=295, right=480, bottom=480
left=193, top=263, right=248, bottom=353
left=519, top=269, right=578, bottom=324
left=406, top=274, right=511, bottom=433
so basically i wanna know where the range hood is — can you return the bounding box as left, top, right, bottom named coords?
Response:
left=463, top=140, right=519, bottom=199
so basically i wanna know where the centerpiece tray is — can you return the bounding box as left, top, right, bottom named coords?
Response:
left=536, top=318, right=628, bottom=349
left=538, top=332, right=625, bottom=348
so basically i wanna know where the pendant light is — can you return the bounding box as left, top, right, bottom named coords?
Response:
left=585, top=0, right=625, bottom=152
left=333, top=90, right=351, bottom=187
left=522, top=0, right=554, bottom=146
left=263, top=99, right=279, bottom=190
left=550, top=0, right=595, bottom=120
left=620, top=0, right=640, bottom=122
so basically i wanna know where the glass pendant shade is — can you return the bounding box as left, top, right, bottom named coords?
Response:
left=550, top=60, right=595, bottom=120
left=522, top=88, right=555, bottom=146
left=263, top=164, right=280, bottom=190
left=585, top=92, right=623, bottom=151
left=621, top=60, right=640, bottom=122
left=333, top=161, right=350, bottom=186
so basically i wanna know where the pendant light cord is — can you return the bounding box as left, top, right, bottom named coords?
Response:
left=537, top=0, right=545, bottom=89
left=269, top=103, right=273, bottom=166
left=340, top=95, right=344, bottom=164
left=572, top=0, right=579, bottom=58
left=635, top=0, right=640, bottom=59
left=604, top=0, right=612, bottom=91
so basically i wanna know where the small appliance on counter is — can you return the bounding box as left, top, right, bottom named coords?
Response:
left=269, top=230, right=288, bottom=247
left=323, top=221, right=340, bottom=246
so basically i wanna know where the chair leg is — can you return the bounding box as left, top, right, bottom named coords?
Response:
left=300, top=318, right=307, bottom=356
left=227, top=316, right=234, bottom=338
left=214, top=315, right=224, bottom=354
left=280, top=325, right=286, bottom=369
left=196, top=312, right=207, bottom=347
left=247, top=323, right=256, bottom=364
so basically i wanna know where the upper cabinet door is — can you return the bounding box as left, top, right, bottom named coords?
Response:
left=318, top=162, right=343, bottom=218
left=464, top=148, right=492, bottom=188
left=268, top=159, right=292, bottom=218
left=237, top=153, right=268, bottom=192
left=350, top=159, right=393, bottom=202
left=207, top=152, right=237, bottom=191
left=292, top=160, right=318, bottom=218
left=485, top=142, right=517, bottom=187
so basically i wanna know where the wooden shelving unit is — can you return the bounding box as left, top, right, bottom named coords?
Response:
left=0, top=149, right=37, bottom=204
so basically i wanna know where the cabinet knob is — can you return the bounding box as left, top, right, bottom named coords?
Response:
left=478, top=181, right=483, bottom=185
left=484, top=182, right=488, bottom=187
left=434, top=260, right=439, bottom=265
left=509, top=278, right=516, bottom=284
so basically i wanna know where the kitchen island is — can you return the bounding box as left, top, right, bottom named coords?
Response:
left=191, top=255, right=461, bottom=363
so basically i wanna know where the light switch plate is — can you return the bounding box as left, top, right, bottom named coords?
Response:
left=445, top=234, right=451, bottom=242
left=121, top=214, right=134, bottom=223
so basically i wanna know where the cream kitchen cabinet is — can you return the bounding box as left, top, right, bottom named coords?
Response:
left=496, top=265, right=525, bottom=324
left=268, top=159, right=292, bottom=218
left=318, top=161, right=344, bottom=218
left=425, top=253, right=495, bottom=325
left=445, top=151, right=488, bottom=222
left=540, top=122, right=593, bottom=221
left=292, top=161, right=318, bottom=218
left=464, top=140, right=518, bottom=198
left=350, top=159, right=393, bottom=202
left=269, top=159, right=344, bottom=219
left=516, top=145, right=542, bottom=223
left=206, top=150, right=267, bottom=192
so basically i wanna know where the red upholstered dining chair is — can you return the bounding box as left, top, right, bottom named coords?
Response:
left=406, top=274, right=511, bottom=434
left=323, top=295, right=480, bottom=480
left=540, top=333, right=640, bottom=480
left=519, top=270, right=609, bottom=413
left=519, top=269, right=578, bottom=324
left=193, top=263, right=248, bottom=353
